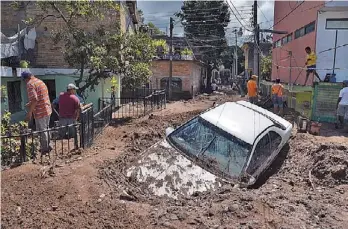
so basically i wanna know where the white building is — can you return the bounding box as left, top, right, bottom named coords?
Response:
left=316, top=1, right=348, bottom=82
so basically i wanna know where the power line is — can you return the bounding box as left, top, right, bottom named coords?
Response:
left=226, top=0, right=253, bottom=32
left=269, top=1, right=304, bottom=29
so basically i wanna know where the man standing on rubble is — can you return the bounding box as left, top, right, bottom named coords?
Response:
left=336, top=80, right=348, bottom=129
left=303, top=46, right=322, bottom=86
left=247, top=75, right=258, bottom=104
left=272, top=78, right=284, bottom=116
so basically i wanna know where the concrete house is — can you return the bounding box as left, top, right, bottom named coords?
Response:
left=1, top=1, right=139, bottom=122
left=150, top=36, right=207, bottom=99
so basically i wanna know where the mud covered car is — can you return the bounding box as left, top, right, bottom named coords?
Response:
left=126, top=101, right=293, bottom=198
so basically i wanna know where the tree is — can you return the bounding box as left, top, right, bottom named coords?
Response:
left=176, top=0, right=230, bottom=92
left=147, top=22, right=165, bottom=35
left=15, top=1, right=156, bottom=94
left=221, top=46, right=244, bottom=74
left=137, top=9, right=145, bottom=23
left=261, top=54, right=272, bottom=81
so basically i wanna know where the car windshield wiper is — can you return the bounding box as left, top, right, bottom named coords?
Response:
left=197, top=135, right=216, bottom=157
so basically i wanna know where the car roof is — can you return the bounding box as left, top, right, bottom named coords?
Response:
left=199, top=101, right=291, bottom=145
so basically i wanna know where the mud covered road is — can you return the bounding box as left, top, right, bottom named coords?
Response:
left=2, top=94, right=348, bottom=229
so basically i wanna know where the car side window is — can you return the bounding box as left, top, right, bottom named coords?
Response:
left=246, top=133, right=271, bottom=175
left=269, top=131, right=282, bottom=152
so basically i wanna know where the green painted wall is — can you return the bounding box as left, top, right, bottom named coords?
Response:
left=1, top=74, right=120, bottom=123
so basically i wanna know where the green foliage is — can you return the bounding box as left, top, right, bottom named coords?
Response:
left=220, top=46, right=244, bottom=74
left=176, top=0, right=230, bottom=68
left=1, top=112, right=38, bottom=167
left=261, top=55, right=272, bottom=80
left=16, top=1, right=155, bottom=92
left=122, top=63, right=152, bottom=89
left=153, top=39, right=169, bottom=55
left=20, top=60, right=29, bottom=68
left=181, top=48, right=193, bottom=55
left=0, top=85, right=7, bottom=103
left=147, top=22, right=164, bottom=35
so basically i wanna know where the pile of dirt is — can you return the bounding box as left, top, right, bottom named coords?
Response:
left=101, top=118, right=348, bottom=228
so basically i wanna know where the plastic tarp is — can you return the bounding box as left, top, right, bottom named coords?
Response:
left=1, top=28, right=26, bottom=59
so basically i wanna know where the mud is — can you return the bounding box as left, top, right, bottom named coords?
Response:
left=2, top=94, right=348, bottom=228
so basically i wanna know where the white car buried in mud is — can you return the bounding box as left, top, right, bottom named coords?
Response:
left=126, top=101, right=293, bottom=199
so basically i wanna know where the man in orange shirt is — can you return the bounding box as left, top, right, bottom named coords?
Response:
left=22, top=71, right=52, bottom=156
left=247, top=75, right=258, bottom=104
left=271, top=78, right=284, bottom=116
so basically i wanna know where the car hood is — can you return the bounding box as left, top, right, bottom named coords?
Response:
left=126, top=139, right=222, bottom=199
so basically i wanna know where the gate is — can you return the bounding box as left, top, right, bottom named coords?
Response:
left=311, top=82, right=342, bottom=122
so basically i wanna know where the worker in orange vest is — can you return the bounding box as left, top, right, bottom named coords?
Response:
left=271, top=78, right=284, bottom=116
left=247, top=75, right=258, bottom=104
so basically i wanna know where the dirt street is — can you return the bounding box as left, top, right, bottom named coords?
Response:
left=1, top=94, right=348, bottom=229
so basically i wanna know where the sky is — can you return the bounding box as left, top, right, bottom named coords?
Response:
left=137, top=0, right=275, bottom=45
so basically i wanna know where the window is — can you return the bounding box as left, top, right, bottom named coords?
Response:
left=326, top=18, right=348, bottom=30
left=273, top=40, right=281, bottom=48
left=305, top=22, right=315, bottom=34
left=295, top=27, right=305, bottom=39
left=281, top=34, right=292, bottom=45
left=7, top=81, right=22, bottom=113
left=295, top=21, right=315, bottom=39
left=246, top=131, right=282, bottom=175
left=168, top=117, right=252, bottom=177
left=160, top=77, right=182, bottom=92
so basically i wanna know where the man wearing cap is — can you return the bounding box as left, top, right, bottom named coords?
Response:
left=22, top=71, right=52, bottom=155
left=247, top=75, right=258, bottom=104
left=53, top=83, right=81, bottom=139
left=336, top=80, right=348, bottom=129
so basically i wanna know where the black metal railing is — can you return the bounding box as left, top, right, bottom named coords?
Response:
left=1, top=123, right=81, bottom=168
left=105, top=89, right=166, bottom=119
left=93, top=102, right=113, bottom=136
left=1, top=90, right=166, bottom=169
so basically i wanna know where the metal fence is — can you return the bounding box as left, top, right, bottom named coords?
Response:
left=1, top=123, right=81, bottom=168
left=1, top=90, right=166, bottom=168
left=104, top=89, right=166, bottom=119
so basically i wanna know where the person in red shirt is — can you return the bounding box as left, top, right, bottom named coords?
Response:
left=22, top=71, right=52, bottom=156
left=54, top=83, right=81, bottom=140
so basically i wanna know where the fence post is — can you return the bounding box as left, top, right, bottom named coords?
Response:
left=143, top=97, right=146, bottom=116
left=19, top=129, right=26, bottom=163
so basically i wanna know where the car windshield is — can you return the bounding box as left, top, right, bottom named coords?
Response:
left=168, top=116, right=252, bottom=178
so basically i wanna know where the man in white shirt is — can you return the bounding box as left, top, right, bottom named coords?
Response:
left=336, top=80, right=348, bottom=129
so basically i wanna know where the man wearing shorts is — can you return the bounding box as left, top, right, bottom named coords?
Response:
left=336, top=80, right=348, bottom=129
left=247, top=75, right=258, bottom=104
left=304, top=47, right=322, bottom=86
left=271, top=78, right=284, bottom=116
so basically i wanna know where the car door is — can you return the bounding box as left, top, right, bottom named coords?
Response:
left=245, top=129, right=283, bottom=181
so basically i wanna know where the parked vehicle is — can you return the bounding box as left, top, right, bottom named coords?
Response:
left=126, top=101, right=293, bottom=198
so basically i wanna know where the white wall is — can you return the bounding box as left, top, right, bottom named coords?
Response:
left=316, top=10, right=348, bottom=82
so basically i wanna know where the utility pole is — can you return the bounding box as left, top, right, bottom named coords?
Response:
left=168, top=17, right=174, bottom=100
left=253, top=0, right=259, bottom=82
left=235, top=30, right=238, bottom=77
left=289, top=51, right=292, bottom=89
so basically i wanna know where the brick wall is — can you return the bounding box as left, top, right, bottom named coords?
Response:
left=1, top=1, right=122, bottom=68
left=150, top=60, right=204, bottom=96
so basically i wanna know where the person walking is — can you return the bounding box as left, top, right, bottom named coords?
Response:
left=22, top=71, right=52, bottom=157
left=53, top=83, right=81, bottom=140
left=336, top=80, right=348, bottom=129
left=247, top=75, right=258, bottom=104
left=303, top=46, right=322, bottom=86
left=271, top=78, right=284, bottom=116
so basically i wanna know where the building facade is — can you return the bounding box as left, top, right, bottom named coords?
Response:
left=1, top=1, right=139, bottom=122
left=150, top=60, right=206, bottom=99
left=315, top=1, right=348, bottom=82
left=272, top=1, right=324, bottom=85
